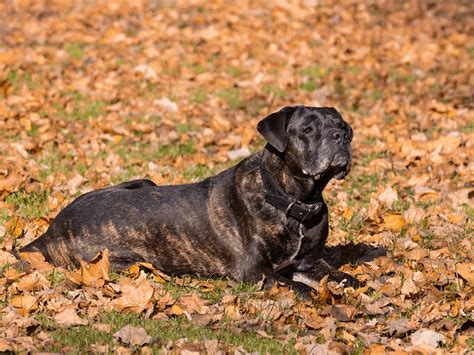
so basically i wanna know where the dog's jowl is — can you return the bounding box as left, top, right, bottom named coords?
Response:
left=21, top=106, right=362, bottom=297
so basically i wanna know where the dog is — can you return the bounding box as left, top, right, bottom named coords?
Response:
left=21, top=105, right=361, bottom=297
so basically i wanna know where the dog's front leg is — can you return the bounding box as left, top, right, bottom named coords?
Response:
left=265, top=271, right=316, bottom=300
left=294, top=258, right=363, bottom=289
left=242, top=266, right=315, bottom=300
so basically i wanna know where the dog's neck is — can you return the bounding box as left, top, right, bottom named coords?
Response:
left=261, top=147, right=328, bottom=203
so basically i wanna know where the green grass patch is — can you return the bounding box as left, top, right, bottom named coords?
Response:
left=370, top=89, right=383, bottom=102
left=38, top=149, right=72, bottom=182
left=300, top=80, right=318, bottom=92
left=302, top=64, right=325, bottom=79
left=176, top=121, right=199, bottom=134
left=422, top=125, right=440, bottom=139
left=59, top=91, right=105, bottom=121
left=217, top=88, right=242, bottom=109
left=263, top=85, right=287, bottom=98
left=5, top=190, right=49, bottom=220
left=183, top=164, right=216, bottom=182
left=154, top=141, right=197, bottom=159
left=5, top=70, right=41, bottom=92
left=6, top=70, right=19, bottom=87
left=245, top=99, right=267, bottom=116
left=193, top=64, right=206, bottom=74
left=459, top=122, right=474, bottom=135
left=64, top=42, right=84, bottom=60
left=43, top=311, right=294, bottom=353
left=358, top=151, right=388, bottom=167
left=344, top=172, right=384, bottom=207
left=191, top=87, right=207, bottom=104
left=48, top=269, right=65, bottom=288
left=227, top=66, right=241, bottom=78
left=110, top=165, right=140, bottom=185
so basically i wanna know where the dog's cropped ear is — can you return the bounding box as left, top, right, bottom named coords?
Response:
left=257, top=106, right=298, bottom=153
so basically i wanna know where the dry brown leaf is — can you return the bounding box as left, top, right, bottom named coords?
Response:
left=401, top=276, right=419, bottom=296
left=169, top=304, right=185, bottom=316
left=411, top=329, right=445, bottom=348
left=54, top=308, right=88, bottom=328
left=331, top=304, right=356, bottom=322
left=0, top=250, right=18, bottom=266
left=79, top=249, right=110, bottom=287
left=178, top=292, right=209, bottom=314
left=383, top=213, right=406, bottom=232
left=15, top=271, right=50, bottom=292
left=11, top=295, right=38, bottom=316
left=127, top=262, right=170, bottom=283
left=111, top=273, right=153, bottom=313
left=378, top=186, right=398, bottom=208
left=19, top=252, right=54, bottom=272
left=113, top=325, right=152, bottom=347
left=456, top=263, right=474, bottom=286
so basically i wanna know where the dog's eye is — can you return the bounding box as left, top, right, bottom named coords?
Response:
left=302, top=127, right=314, bottom=134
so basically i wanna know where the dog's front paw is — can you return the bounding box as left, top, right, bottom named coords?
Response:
left=330, top=271, right=364, bottom=289
left=291, top=282, right=315, bottom=301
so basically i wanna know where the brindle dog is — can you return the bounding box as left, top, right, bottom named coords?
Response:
left=22, top=105, right=362, bottom=297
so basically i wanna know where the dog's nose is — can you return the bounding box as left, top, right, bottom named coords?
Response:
left=332, top=129, right=349, bottom=143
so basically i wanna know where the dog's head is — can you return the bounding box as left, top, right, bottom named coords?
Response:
left=257, top=105, right=353, bottom=181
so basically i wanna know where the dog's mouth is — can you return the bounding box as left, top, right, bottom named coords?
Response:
left=301, top=156, right=351, bottom=181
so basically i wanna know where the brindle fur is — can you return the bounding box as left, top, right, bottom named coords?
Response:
left=22, top=106, right=365, bottom=297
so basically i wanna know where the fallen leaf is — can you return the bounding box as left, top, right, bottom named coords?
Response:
left=111, top=273, right=153, bottom=313
left=378, top=186, right=398, bottom=208
left=54, top=308, right=88, bottom=328
left=384, top=319, right=412, bottom=337
left=15, top=271, right=50, bottom=292
left=401, top=276, right=419, bottom=296
left=0, top=250, right=18, bottom=265
left=411, top=329, right=445, bottom=348
left=456, top=263, right=474, bottom=286
left=19, top=252, right=54, bottom=272
left=11, top=295, right=38, bottom=316
left=331, top=304, right=356, bottom=322
left=178, top=293, right=209, bottom=314
left=79, top=249, right=110, bottom=287
left=169, top=304, right=185, bottom=316
left=113, top=325, right=152, bottom=346
left=384, top=213, right=406, bottom=232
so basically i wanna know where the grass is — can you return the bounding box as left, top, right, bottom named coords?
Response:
left=64, top=42, right=84, bottom=60
left=459, top=122, right=474, bottom=134
left=5, top=70, right=41, bottom=93
left=344, top=172, right=383, bottom=207
left=48, top=269, right=66, bottom=288
left=263, top=85, right=287, bottom=98
left=339, top=212, right=366, bottom=241
left=41, top=309, right=295, bottom=353
left=217, top=88, right=242, bottom=109
left=358, top=151, right=388, bottom=167
left=110, top=165, right=140, bottom=185
left=300, top=80, right=318, bottom=92
left=38, top=149, right=73, bottom=182
left=227, top=66, right=241, bottom=78
left=191, top=87, right=207, bottom=104
left=183, top=164, right=216, bottom=182
left=58, top=91, right=105, bottom=121
left=5, top=190, right=49, bottom=220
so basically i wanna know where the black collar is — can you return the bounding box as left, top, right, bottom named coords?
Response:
left=260, top=165, right=323, bottom=224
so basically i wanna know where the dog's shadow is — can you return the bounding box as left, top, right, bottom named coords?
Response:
left=323, top=242, right=387, bottom=268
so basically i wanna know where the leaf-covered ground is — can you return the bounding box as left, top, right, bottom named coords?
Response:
left=0, top=0, right=473, bottom=353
